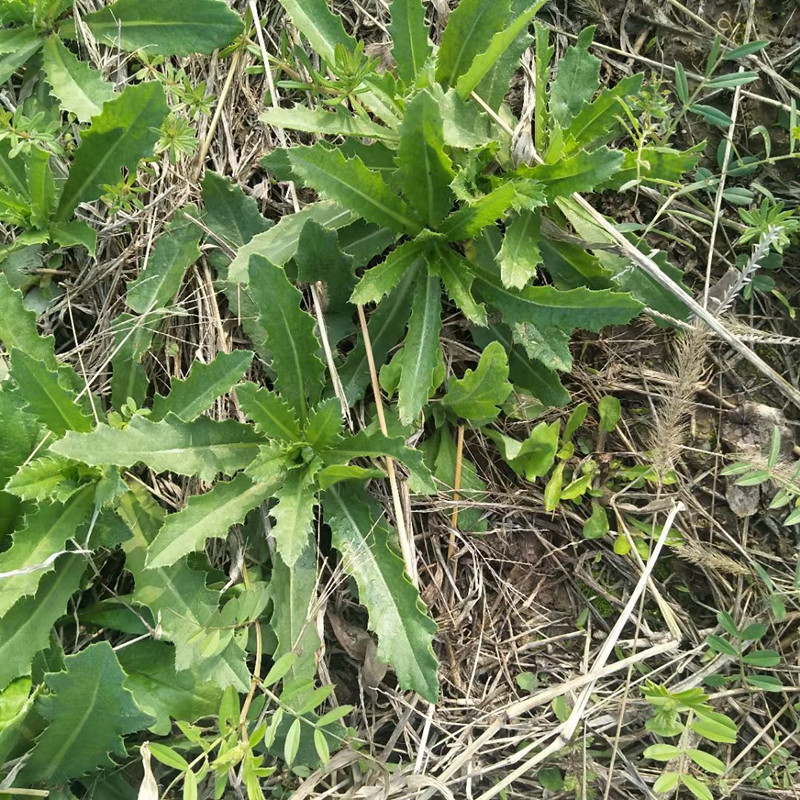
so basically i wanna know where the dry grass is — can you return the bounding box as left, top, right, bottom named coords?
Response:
left=7, top=0, right=800, bottom=796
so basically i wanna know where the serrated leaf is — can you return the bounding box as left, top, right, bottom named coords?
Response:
left=52, top=413, right=262, bottom=482
left=442, top=341, right=512, bottom=425
left=456, top=1, right=544, bottom=99
left=145, top=474, right=275, bottom=569
left=126, top=207, right=202, bottom=314
left=261, top=105, right=395, bottom=141
left=325, top=429, right=435, bottom=493
left=533, top=22, right=553, bottom=150
left=398, top=272, right=442, bottom=425
left=0, top=274, right=57, bottom=369
left=498, top=210, right=542, bottom=289
left=550, top=26, right=600, bottom=128
left=109, top=312, right=157, bottom=410
left=271, top=465, right=318, bottom=567
left=56, top=82, right=168, bottom=220
left=325, top=485, right=438, bottom=701
left=270, top=548, right=320, bottom=695
left=350, top=236, right=430, bottom=306
left=473, top=264, right=642, bottom=332
left=248, top=254, right=325, bottom=422
left=305, top=398, right=343, bottom=451
left=436, top=0, right=510, bottom=88
left=396, top=90, right=455, bottom=228
left=150, top=350, right=253, bottom=422
left=10, top=349, right=93, bottom=436
left=236, top=384, right=301, bottom=442
left=525, top=146, right=624, bottom=198
left=41, top=35, right=115, bottom=122
left=287, top=145, right=421, bottom=235
left=389, top=0, right=431, bottom=83
left=227, top=201, right=356, bottom=285
left=427, top=243, right=487, bottom=326
left=0, top=487, right=94, bottom=616
left=275, top=0, right=356, bottom=62
left=0, top=27, right=41, bottom=84
left=440, top=183, right=519, bottom=241
left=512, top=320, right=572, bottom=372
left=19, top=642, right=152, bottom=783
left=84, top=0, right=243, bottom=56
left=0, top=554, right=86, bottom=691
left=4, top=455, right=82, bottom=503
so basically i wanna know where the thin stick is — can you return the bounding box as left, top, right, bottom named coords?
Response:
left=356, top=304, right=417, bottom=586
left=448, top=424, right=465, bottom=552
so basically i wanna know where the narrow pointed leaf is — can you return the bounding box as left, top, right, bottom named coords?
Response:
left=436, top=0, right=510, bottom=88
left=150, top=350, right=253, bottom=422
left=52, top=414, right=262, bottom=482
left=275, top=0, right=356, bottom=62
left=442, top=341, right=511, bottom=425
left=389, top=0, right=431, bottom=83
left=261, top=105, right=395, bottom=141
left=456, top=1, right=545, bottom=98
left=84, top=0, right=243, bottom=56
left=126, top=207, right=202, bottom=314
left=325, top=486, right=438, bottom=701
left=19, top=643, right=152, bottom=783
left=56, top=82, right=168, bottom=220
left=0, top=488, right=94, bottom=616
left=236, top=384, right=301, bottom=442
left=41, top=35, right=115, bottom=122
left=10, top=350, right=93, bottom=435
left=396, top=90, right=455, bottom=228
left=351, top=237, right=429, bottom=305
left=248, top=254, right=325, bottom=422
left=27, top=146, right=55, bottom=229
left=0, top=555, right=87, bottom=692
left=4, top=455, right=84, bottom=504
left=398, top=272, right=442, bottom=424
left=145, top=474, right=275, bottom=568
left=440, top=183, right=519, bottom=241
left=525, top=146, right=624, bottom=198
left=287, top=144, right=421, bottom=235
left=427, top=243, right=487, bottom=325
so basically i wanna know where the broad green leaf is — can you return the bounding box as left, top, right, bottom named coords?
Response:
left=10, top=349, right=93, bottom=435
left=261, top=105, right=395, bottom=142
left=305, top=398, right=343, bottom=451
left=325, top=485, right=438, bottom=702
left=598, top=395, right=621, bottom=433
left=741, top=649, right=780, bottom=667
left=472, top=265, right=642, bottom=332
left=0, top=554, right=86, bottom=691
left=19, top=642, right=152, bottom=783
left=56, top=82, right=168, bottom=220
left=550, top=26, right=600, bottom=128
left=389, top=0, right=431, bottom=83
left=52, top=413, right=262, bottom=481
left=0, top=27, right=41, bottom=84
left=442, top=341, right=511, bottom=425
left=642, top=743, right=682, bottom=761
left=150, top=350, right=253, bottom=422
left=325, top=429, right=435, bottom=493
left=317, top=464, right=384, bottom=490
left=275, top=0, right=356, bottom=62
left=109, top=312, right=157, bottom=410
left=0, top=389, right=38, bottom=535
left=427, top=243, right=487, bottom=326
left=351, top=237, right=430, bottom=306
left=687, top=749, right=726, bottom=775
left=340, top=268, right=417, bottom=404
left=601, top=145, right=702, bottom=190
left=512, top=320, right=572, bottom=372
left=236, top=384, right=301, bottom=442
left=84, top=0, right=243, bottom=56
left=126, top=207, right=202, bottom=314
left=745, top=674, right=783, bottom=692
left=689, top=104, right=733, bottom=130
left=119, top=486, right=250, bottom=690
left=270, top=548, right=321, bottom=694
left=0, top=488, right=94, bottom=616
left=0, top=677, right=34, bottom=765
left=498, top=210, right=542, bottom=289
left=227, top=201, right=355, bottom=285
left=248, top=254, right=325, bottom=422
left=287, top=145, right=421, bottom=235
left=0, top=138, right=27, bottom=198
left=0, top=274, right=57, bottom=369
left=582, top=501, right=609, bottom=539
left=49, top=219, right=97, bottom=254
left=560, top=74, right=644, bottom=155
left=690, top=711, right=738, bottom=744
left=145, top=474, right=275, bottom=568
left=525, top=146, right=624, bottom=198
left=440, top=183, right=520, bottom=241
left=396, top=90, right=455, bottom=228
left=436, top=0, right=510, bottom=88
left=681, top=775, right=713, bottom=800
left=456, top=1, right=544, bottom=98
left=653, top=773, right=680, bottom=794
left=27, top=146, right=55, bottom=230
left=271, top=465, right=318, bottom=566
left=488, top=420, right=559, bottom=480
left=431, top=85, right=493, bottom=149
left=41, top=35, right=115, bottom=122
left=398, top=272, right=442, bottom=425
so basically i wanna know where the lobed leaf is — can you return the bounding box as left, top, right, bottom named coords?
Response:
left=350, top=236, right=430, bottom=306
left=442, top=341, right=512, bottom=425
left=270, top=465, right=319, bottom=567
left=498, top=210, right=542, bottom=289
left=549, top=26, right=600, bottom=129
